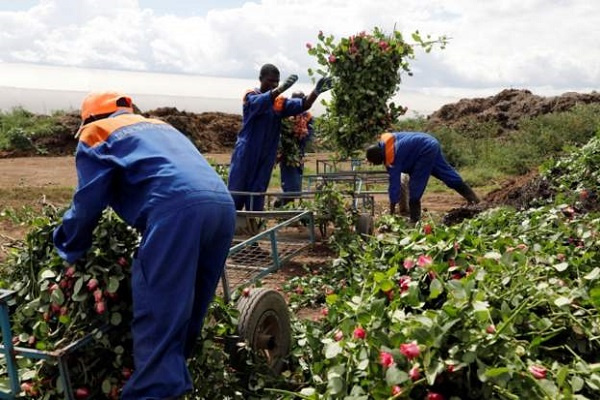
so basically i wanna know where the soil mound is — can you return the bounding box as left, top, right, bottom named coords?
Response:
left=427, top=89, right=600, bottom=133
left=144, top=108, right=241, bottom=153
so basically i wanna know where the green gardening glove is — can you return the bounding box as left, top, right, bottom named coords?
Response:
left=315, top=76, right=333, bottom=94
left=274, top=74, right=298, bottom=96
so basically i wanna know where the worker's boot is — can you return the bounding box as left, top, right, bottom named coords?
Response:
left=409, top=199, right=421, bottom=223
left=454, top=182, right=480, bottom=204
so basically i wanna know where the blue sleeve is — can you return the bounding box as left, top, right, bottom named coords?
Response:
left=388, top=164, right=402, bottom=204
left=280, top=97, right=304, bottom=118
left=244, top=91, right=273, bottom=119
left=53, top=146, right=114, bottom=263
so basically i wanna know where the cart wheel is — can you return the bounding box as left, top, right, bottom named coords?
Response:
left=357, top=213, right=374, bottom=236
left=236, top=288, right=291, bottom=374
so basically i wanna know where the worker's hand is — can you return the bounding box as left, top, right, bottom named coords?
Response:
left=274, top=74, right=298, bottom=96
left=314, top=76, right=333, bottom=94
left=390, top=202, right=397, bottom=215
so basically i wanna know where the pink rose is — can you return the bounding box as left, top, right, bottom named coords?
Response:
left=379, top=351, right=394, bottom=368
left=427, top=393, right=445, bottom=400
left=400, top=341, right=420, bottom=360
left=409, top=365, right=420, bottom=381
left=529, top=365, right=547, bottom=380
left=398, top=276, right=411, bottom=293
left=353, top=327, right=366, bottom=340
left=403, top=258, right=416, bottom=270
left=417, top=255, right=433, bottom=267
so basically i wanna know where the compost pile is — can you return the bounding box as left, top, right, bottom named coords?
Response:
left=0, top=108, right=241, bottom=158
left=426, top=89, right=600, bottom=134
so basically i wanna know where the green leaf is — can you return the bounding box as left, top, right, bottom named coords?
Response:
left=554, top=297, right=571, bottom=307
left=571, top=375, right=584, bottom=392
left=556, top=366, right=569, bottom=387
left=584, top=268, right=600, bottom=281
left=102, top=379, right=112, bottom=394
left=484, top=251, right=502, bottom=260
left=21, top=370, right=37, bottom=381
left=326, top=293, right=338, bottom=305
left=554, top=262, right=569, bottom=272
left=385, top=366, right=408, bottom=385
left=380, top=279, right=394, bottom=292
left=374, top=272, right=385, bottom=283
left=429, top=279, right=443, bottom=299
left=357, top=359, right=369, bottom=371
left=426, top=361, right=445, bottom=385
left=325, top=342, right=343, bottom=359
left=50, top=288, right=65, bottom=305
left=110, top=312, right=122, bottom=326
left=39, top=269, right=56, bottom=280
left=107, top=277, right=120, bottom=293
left=327, top=376, right=344, bottom=395
left=485, top=367, right=511, bottom=378
left=73, top=277, right=83, bottom=295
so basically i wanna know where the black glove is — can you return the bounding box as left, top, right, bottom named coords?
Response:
left=315, top=76, right=333, bottom=94
left=274, top=74, right=298, bottom=96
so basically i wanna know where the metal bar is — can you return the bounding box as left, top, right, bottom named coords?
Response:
left=0, top=302, right=19, bottom=397
left=58, top=355, right=74, bottom=400
left=269, top=230, right=279, bottom=270
left=221, top=270, right=232, bottom=304
left=229, top=211, right=313, bottom=254
left=308, top=213, right=315, bottom=244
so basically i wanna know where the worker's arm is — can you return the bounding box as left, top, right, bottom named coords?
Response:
left=53, top=145, right=113, bottom=263
left=388, top=165, right=403, bottom=214
left=243, top=90, right=275, bottom=119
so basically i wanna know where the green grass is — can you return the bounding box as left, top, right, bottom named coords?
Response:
left=0, top=107, right=69, bottom=153
left=393, top=103, right=600, bottom=178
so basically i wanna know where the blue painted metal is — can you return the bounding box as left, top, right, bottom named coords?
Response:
left=222, top=210, right=315, bottom=303
left=0, top=289, right=112, bottom=400
left=0, top=290, right=19, bottom=399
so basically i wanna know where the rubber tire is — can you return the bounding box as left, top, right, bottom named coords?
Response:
left=356, top=213, right=374, bottom=236
left=236, top=288, right=291, bottom=374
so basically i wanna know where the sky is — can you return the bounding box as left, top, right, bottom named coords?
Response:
left=0, top=0, right=598, bottom=115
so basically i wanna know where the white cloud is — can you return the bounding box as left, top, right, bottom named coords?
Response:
left=0, top=0, right=598, bottom=96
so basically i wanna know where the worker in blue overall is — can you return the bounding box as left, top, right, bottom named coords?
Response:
left=228, top=64, right=331, bottom=211
left=274, top=91, right=314, bottom=207
left=366, top=131, right=480, bottom=222
left=53, top=91, right=235, bottom=400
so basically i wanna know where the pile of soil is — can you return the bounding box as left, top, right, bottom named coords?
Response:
left=1, top=108, right=242, bottom=158
left=443, top=171, right=555, bottom=225
left=426, top=89, right=600, bottom=133
left=144, top=108, right=241, bottom=153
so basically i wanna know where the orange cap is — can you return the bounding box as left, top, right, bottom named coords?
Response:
left=76, top=91, right=134, bottom=137
left=80, top=91, right=133, bottom=121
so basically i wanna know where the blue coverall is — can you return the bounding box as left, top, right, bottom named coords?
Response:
left=53, top=111, right=235, bottom=400
left=380, top=132, right=465, bottom=205
left=280, top=112, right=314, bottom=198
left=228, top=90, right=304, bottom=211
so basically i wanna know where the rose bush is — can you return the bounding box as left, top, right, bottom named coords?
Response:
left=307, top=27, right=446, bottom=157
left=273, top=131, right=600, bottom=399
left=0, top=208, right=258, bottom=399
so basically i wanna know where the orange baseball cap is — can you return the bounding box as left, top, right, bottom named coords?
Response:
left=76, top=91, right=134, bottom=137
left=80, top=91, right=133, bottom=121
